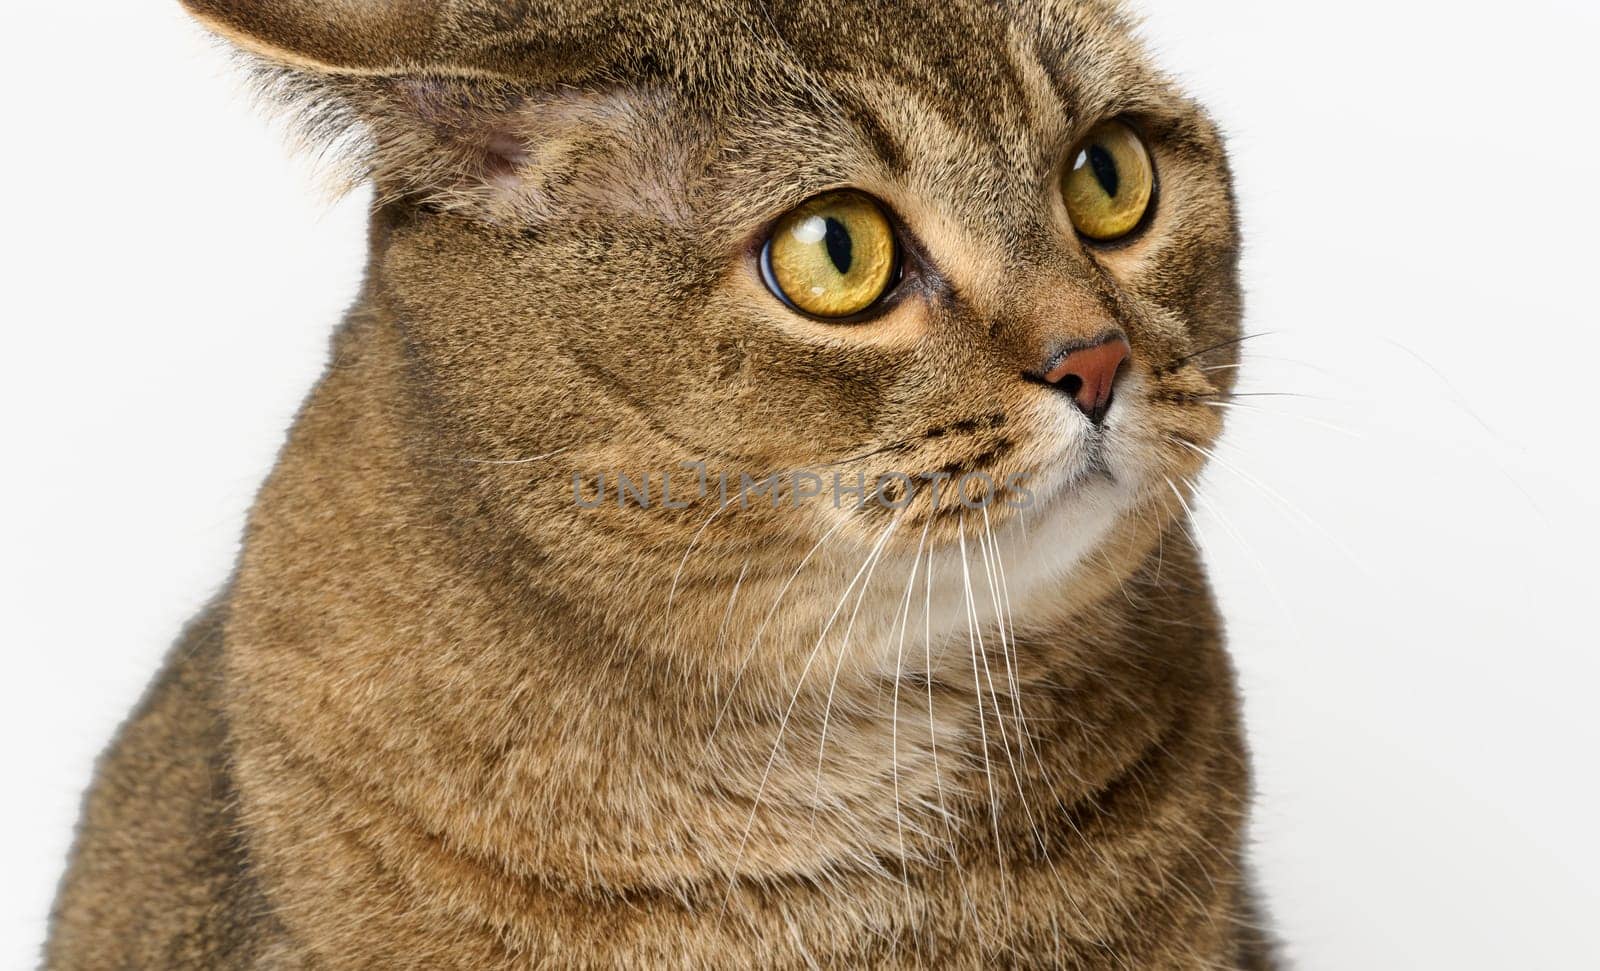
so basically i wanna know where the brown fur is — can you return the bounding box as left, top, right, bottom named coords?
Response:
left=47, top=1, right=1276, bottom=967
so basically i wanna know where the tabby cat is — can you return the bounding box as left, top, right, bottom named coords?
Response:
left=47, top=1, right=1275, bottom=967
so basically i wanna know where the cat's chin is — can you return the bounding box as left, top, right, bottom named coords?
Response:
left=944, top=466, right=1138, bottom=626
left=1013, top=465, right=1133, bottom=561
left=982, top=410, right=1181, bottom=617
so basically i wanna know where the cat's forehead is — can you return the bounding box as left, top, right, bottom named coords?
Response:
left=713, top=0, right=1159, bottom=139
left=438, top=0, right=1189, bottom=234
left=678, top=0, right=1175, bottom=229
left=750, top=0, right=1147, bottom=113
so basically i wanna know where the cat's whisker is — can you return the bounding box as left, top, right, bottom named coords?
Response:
left=1168, top=472, right=1295, bottom=641
left=975, top=525, right=1090, bottom=931
left=1201, top=399, right=1365, bottom=440
left=810, top=510, right=902, bottom=822
left=1171, top=435, right=1372, bottom=578
left=981, top=536, right=1109, bottom=940
left=975, top=522, right=1031, bottom=767
left=890, top=517, right=932, bottom=917
left=663, top=496, right=735, bottom=651
left=914, top=545, right=985, bottom=949
left=1381, top=336, right=1549, bottom=522
left=1097, top=541, right=1141, bottom=609
left=980, top=518, right=1087, bottom=916
left=917, top=545, right=978, bottom=944
left=1155, top=330, right=1274, bottom=373
left=1383, top=336, right=1504, bottom=443
left=710, top=558, right=753, bottom=698
left=704, top=515, right=851, bottom=756
left=1201, top=351, right=1342, bottom=381
left=920, top=549, right=962, bottom=858
left=978, top=517, right=1058, bottom=785
left=979, top=510, right=1031, bottom=760
left=1166, top=390, right=1334, bottom=404
left=957, top=517, right=1011, bottom=914
left=1163, top=477, right=1204, bottom=551
left=970, top=517, right=1056, bottom=884
left=1213, top=391, right=1330, bottom=401
left=718, top=516, right=898, bottom=919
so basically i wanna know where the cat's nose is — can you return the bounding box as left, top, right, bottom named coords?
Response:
left=1039, top=334, right=1131, bottom=424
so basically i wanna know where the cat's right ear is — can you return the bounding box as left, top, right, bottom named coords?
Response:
left=179, top=0, right=616, bottom=208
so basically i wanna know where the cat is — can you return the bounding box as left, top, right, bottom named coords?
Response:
left=46, top=1, right=1276, bottom=968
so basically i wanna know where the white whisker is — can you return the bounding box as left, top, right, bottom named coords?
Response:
left=890, top=517, right=932, bottom=916
left=704, top=515, right=850, bottom=753
left=812, top=511, right=903, bottom=819
left=719, top=516, right=899, bottom=918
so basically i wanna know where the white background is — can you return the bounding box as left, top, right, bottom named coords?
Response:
left=3, top=1, right=1597, bottom=967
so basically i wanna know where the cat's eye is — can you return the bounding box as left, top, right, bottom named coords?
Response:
left=1063, top=120, right=1156, bottom=243
left=761, top=191, right=898, bottom=320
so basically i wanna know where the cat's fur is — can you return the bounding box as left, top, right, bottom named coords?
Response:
left=46, top=1, right=1274, bottom=967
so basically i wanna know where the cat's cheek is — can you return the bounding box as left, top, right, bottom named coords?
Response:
left=1105, top=147, right=1241, bottom=335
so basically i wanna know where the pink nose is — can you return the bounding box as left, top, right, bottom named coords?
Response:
left=1042, top=336, right=1131, bottom=424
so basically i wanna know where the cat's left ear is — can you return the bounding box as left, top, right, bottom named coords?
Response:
left=180, top=0, right=450, bottom=75
left=180, top=0, right=620, bottom=205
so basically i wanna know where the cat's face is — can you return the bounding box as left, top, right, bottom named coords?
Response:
left=194, top=0, right=1238, bottom=630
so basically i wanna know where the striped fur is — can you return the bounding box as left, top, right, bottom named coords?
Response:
left=48, top=2, right=1274, bottom=967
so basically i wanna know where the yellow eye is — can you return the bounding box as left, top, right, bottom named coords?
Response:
left=762, top=191, right=898, bottom=319
left=1063, top=120, right=1156, bottom=242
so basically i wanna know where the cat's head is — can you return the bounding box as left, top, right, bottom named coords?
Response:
left=188, top=0, right=1238, bottom=645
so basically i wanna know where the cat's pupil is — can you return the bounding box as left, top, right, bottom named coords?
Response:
left=823, top=217, right=854, bottom=274
left=1088, top=144, right=1120, bottom=199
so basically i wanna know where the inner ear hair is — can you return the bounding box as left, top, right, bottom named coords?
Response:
left=240, top=61, right=533, bottom=210
left=363, top=75, right=536, bottom=206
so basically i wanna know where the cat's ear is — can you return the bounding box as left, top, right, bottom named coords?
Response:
left=180, top=0, right=446, bottom=75
left=179, top=0, right=614, bottom=207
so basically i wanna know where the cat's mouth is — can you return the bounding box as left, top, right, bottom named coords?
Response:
left=1073, top=426, right=1117, bottom=477
left=1049, top=417, right=1123, bottom=479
